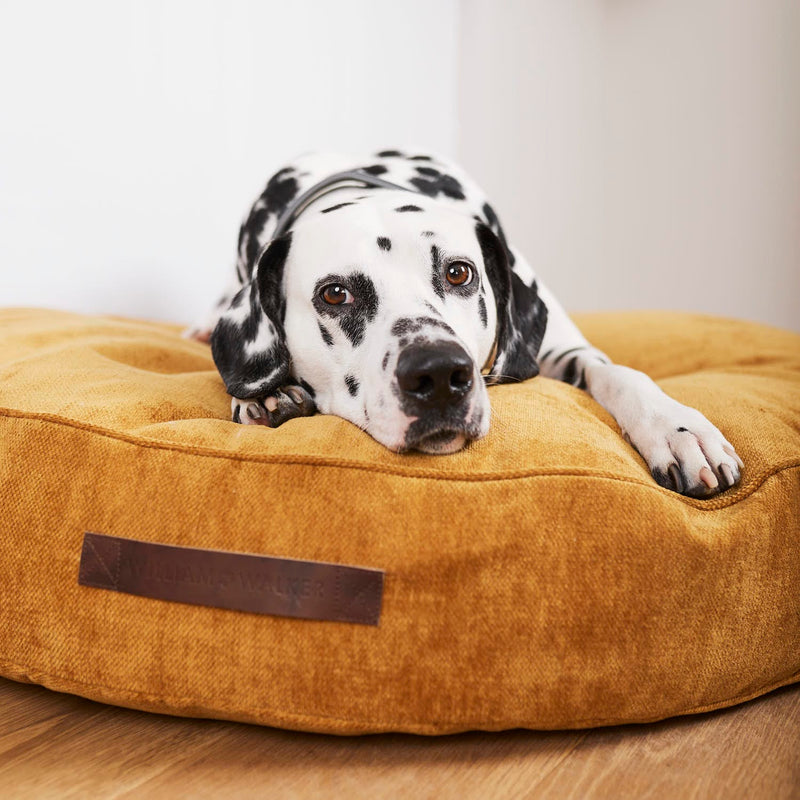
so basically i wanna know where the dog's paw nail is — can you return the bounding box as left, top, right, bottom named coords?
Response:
left=264, top=396, right=279, bottom=412
left=286, top=387, right=305, bottom=405
left=246, top=404, right=265, bottom=420
left=723, top=444, right=744, bottom=469
left=668, top=463, right=683, bottom=494
left=699, top=466, right=718, bottom=490
left=719, top=463, right=735, bottom=490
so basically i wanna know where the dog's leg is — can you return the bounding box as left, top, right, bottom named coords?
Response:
left=232, top=385, right=317, bottom=427
left=535, top=282, right=743, bottom=497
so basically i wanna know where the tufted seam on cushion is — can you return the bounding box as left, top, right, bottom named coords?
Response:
left=1, top=405, right=798, bottom=510
left=2, top=656, right=798, bottom=734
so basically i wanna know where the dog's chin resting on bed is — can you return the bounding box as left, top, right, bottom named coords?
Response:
left=188, top=149, right=743, bottom=497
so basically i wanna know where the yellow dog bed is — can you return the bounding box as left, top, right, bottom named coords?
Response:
left=1, top=307, right=798, bottom=734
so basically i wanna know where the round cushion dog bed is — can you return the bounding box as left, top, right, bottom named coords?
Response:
left=0, top=307, right=798, bottom=735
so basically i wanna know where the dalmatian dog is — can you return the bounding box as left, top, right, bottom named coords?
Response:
left=189, top=149, right=743, bottom=497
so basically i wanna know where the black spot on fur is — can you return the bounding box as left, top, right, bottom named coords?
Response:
left=409, top=154, right=433, bottom=161
left=321, top=202, right=355, bottom=213
left=481, top=202, right=500, bottom=228
left=318, top=321, right=334, bottom=347
left=261, top=167, right=297, bottom=205
left=553, top=346, right=586, bottom=366
left=240, top=207, right=269, bottom=275
left=421, top=230, right=435, bottom=238
left=396, top=204, right=423, bottom=213
left=362, top=164, right=388, bottom=175
left=382, top=352, right=390, bottom=370
left=345, top=375, right=360, bottom=397
left=478, top=295, right=488, bottom=327
left=430, top=245, right=445, bottom=300
left=391, top=316, right=454, bottom=337
left=415, top=166, right=440, bottom=177
left=410, top=172, right=465, bottom=200
left=377, top=149, right=403, bottom=157
left=230, top=286, right=248, bottom=309
left=482, top=202, right=516, bottom=267
left=377, top=236, right=392, bottom=251
left=237, top=285, right=262, bottom=342
left=562, top=356, right=579, bottom=386
left=392, top=318, right=421, bottom=336
left=313, top=272, right=379, bottom=347
left=677, top=426, right=689, bottom=432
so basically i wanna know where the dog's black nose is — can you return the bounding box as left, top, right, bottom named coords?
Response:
left=396, top=341, right=473, bottom=411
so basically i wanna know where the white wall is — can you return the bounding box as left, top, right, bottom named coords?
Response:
left=459, top=0, right=800, bottom=331
left=0, top=0, right=458, bottom=324
left=2, top=0, right=798, bottom=332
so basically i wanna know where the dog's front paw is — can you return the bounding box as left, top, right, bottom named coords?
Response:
left=625, top=404, right=744, bottom=498
left=232, top=385, right=317, bottom=428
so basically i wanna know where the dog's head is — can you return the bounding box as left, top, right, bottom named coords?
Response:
left=211, top=191, right=547, bottom=453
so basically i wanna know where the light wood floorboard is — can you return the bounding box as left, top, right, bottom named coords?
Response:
left=1, top=678, right=798, bottom=799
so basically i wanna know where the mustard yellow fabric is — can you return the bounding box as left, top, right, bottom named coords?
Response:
left=1, top=307, right=798, bottom=735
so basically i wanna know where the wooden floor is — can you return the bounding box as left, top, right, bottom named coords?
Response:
left=1, top=678, right=798, bottom=799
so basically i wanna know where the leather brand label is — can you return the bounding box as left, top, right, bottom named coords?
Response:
left=78, top=532, right=383, bottom=626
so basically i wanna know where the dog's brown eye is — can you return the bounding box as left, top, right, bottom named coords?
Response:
left=321, top=284, right=353, bottom=305
left=445, top=261, right=473, bottom=287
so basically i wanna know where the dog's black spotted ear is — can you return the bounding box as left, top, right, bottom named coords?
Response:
left=210, top=234, right=293, bottom=398
left=476, top=222, right=548, bottom=384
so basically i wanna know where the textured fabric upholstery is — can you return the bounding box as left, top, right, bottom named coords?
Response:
left=1, top=308, right=798, bottom=734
